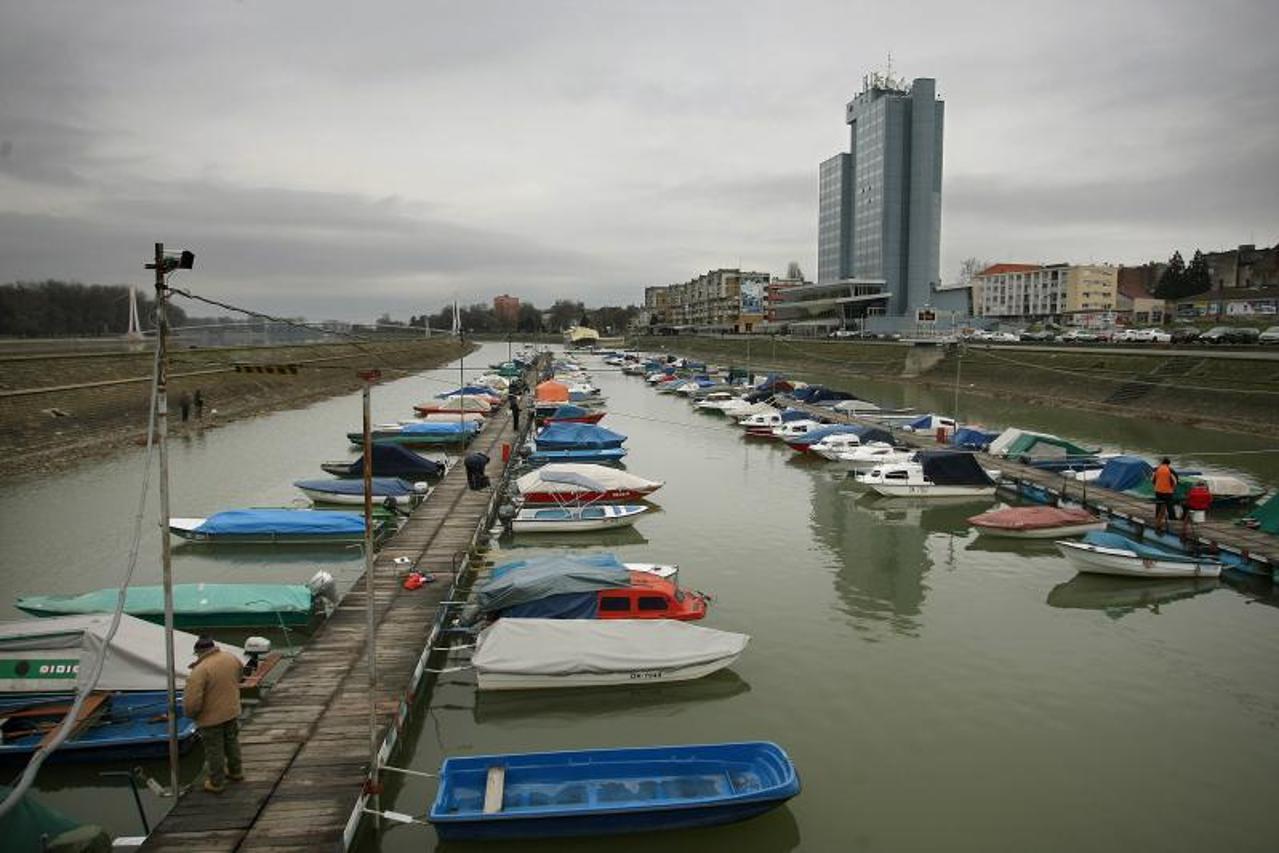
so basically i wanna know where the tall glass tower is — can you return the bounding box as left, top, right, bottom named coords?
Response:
left=816, top=73, right=944, bottom=316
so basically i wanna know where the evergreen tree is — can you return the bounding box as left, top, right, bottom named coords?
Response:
left=1154, top=251, right=1186, bottom=299
left=1184, top=250, right=1211, bottom=296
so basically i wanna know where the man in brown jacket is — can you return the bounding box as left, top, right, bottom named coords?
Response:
left=185, top=635, right=243, bottom=793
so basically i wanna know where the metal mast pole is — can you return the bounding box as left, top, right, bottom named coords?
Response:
left=953, top=343, right=963, bottom=420
left=361, top=374, right=379, bottom=803
left=154, top=242, right=180, bottom=797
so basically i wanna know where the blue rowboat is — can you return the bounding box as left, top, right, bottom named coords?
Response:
left=0, top=691, right=198, bottom=763
left=428, top=741, right=799, bottom=840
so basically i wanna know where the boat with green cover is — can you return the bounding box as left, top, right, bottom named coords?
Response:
left=15, top=571, right=336, bottom=629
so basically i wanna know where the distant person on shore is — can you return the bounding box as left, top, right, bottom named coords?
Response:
left=194, top=389, right=205, bottom=419
left=508, top=391, right=521, bottom=431
left=185, top=635, right=244, bottom=793
left=178, top=390, right=192, bottom=422
left=1151, top=457, right=1178, bottom=534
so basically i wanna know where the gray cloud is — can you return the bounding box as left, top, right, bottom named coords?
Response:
left=0, top=0, right=1276, bottom=314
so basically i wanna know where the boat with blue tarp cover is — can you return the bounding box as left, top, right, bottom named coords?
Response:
left=526, top=447, right=628, bottom=466
left=428, top=741, right=800, bottom=840
left=348, top=420, right=480, bottom=447
left=535, top=404, right=607, bottom=424
left=294, top=476, right=429, bottom=507
left=1056, top=531, right=1223, bottom=578
left=320, top=443, right=444, bottom=479
left=15, top=570, right=336, bottom=629
left=535, top=423, right=627, bottom=450
left=168, top=508, right=378, bottom=543
left=950, top=427, right=999, bottom=450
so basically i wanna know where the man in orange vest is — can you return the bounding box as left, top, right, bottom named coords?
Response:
left=1151, top=457, right=1178, bottom=535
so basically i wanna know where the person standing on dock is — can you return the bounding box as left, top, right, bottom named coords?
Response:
left=185, top=635, right=245, bottom=793
left=1151, top=457, right=1179, bottom=535
left=178, top=390, right=192, bottom=422
left=508, top=390, right=521, bottom=431
left=194, top=388, right=205, bottom=420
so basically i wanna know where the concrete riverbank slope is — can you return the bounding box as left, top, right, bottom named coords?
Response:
left=0, top=339, right=474, bottom=481
left=634, top=336, right=1279, bottom=435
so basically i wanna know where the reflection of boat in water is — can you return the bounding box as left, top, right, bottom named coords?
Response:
left=497, top=525, right=650, bottom=549
left=1221, top=572, right=1279, bottom=609
left=855, top=493, right=994, bottom=535
left=472, top=669, right=751, bottom=725
left=1047, top=574, right=1219, bottom=617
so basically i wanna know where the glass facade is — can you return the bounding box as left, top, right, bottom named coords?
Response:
left=817, top=154, right=851, bottom=284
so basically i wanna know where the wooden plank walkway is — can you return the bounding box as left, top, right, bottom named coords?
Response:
left=141, top=403, right=523, bottom=852
left=789, top=401, right=1279, bottom=570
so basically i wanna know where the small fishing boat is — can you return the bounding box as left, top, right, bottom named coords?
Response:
left=294, top=477, right=430, bottom=507
left=413, top=395, right=494, bottom=416
left=968, top=506, right=1106, bottom=539
left=511, top=504, right=649, bottom=534
left=169, top=508, right=376, bottom=544
left=865, top=451, right=997, bottom=498
left=516, top=464, right=663, bottom=504
left=526, top=447, right=628, bottom=466
left=428, top=741, right=800, bottom=840
left=347, top=420, right=480, bottom=447
left=536, top=404, right=606, bottom=425
left=16, top=571, right=337, bottom=629
left=0, top=615, right=233, bottom=762
left=471, top=619, right=749, bottom=691
left=472, top=555, right=706, bottom=622
left=320, top=443, right=444, bottom=479
left=1055, top=531, right=1223, bottom=578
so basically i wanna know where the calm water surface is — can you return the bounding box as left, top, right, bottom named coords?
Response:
left=3, top=343, right=1277, bottom=851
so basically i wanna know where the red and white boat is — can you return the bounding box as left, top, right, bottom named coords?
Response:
left=515, top=463, right=664, bottom=505
left=413, top=395, right=494, bottom=416
left=968, top=506, right=1107, bottom=539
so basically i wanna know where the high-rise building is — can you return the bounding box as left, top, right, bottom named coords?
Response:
left=492, top=294, right=520, bottom=325
left=816, top=71, right=947, bottom=319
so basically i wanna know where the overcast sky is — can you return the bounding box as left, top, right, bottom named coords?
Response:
left=2, top=0, right=1276, bottom=321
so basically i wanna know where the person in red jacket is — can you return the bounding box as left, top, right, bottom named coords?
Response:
left=1183, top=481, right=1212, bottom=539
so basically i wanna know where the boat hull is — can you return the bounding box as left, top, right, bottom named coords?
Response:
left=0, top=692, right=199, bottom=763
left=520, top=489, right=654, bottom=505
left=511, top=515, right=645, bottom=534
left=1056, top=540, right=1222, bottom=578
left=168, top=518, right=373, bottom=544
left=476, top=653, right=741, bottom=691
left=871, top=484, right=996, bottom=498
left=296, top=487, right=418, bottom=507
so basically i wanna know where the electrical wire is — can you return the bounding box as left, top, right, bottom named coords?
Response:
left=0, top=343, right=162, bottom=817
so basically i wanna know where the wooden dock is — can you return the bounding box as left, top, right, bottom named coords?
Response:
left=789, top=402, right=1279, bottom=572
left=140, top=404, right=526, bottom=852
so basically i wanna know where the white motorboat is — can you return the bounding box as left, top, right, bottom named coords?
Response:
left=865, top=451, right=997, bottom=498
left=471, top=618, right=749, bottom=691
left=510, top=504, right=649, bottom=534
left=1056, top=532, right=1222, bottom=578
left=692, top=391, right=740, bottom=412
left=741, top=411, right=787, bottom=435
left=809, top=433, right=865, bottom=460
left=729, top=402, right=778, bottom=423
left=832, top=442, right=916, bottom=472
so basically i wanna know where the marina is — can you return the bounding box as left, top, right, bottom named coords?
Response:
left=2, top=342, right=1278, bottom=852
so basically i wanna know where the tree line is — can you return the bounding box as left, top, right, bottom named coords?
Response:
left=407, top=299, right=640, bottom=335
left=0, top=280, right=189, bottom=337
left=1153, top=250, right=1212, bottom=300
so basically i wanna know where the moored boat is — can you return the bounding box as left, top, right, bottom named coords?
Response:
left=511, top=504, right=649, bottom=533
left=169, top=508, right=378, bottom=544
left=16, top=571, right=337, bottom=629
left=347, top=420, right=480, bottom=447
left=471, top=618, right=748, bottom=691
left=413, top=395, right=494, bottom=416
left=1055, top=531, right=1223, bottom=578
left=516, top=464, right=663, bottom=504
left=320, top=443, right=444, bottom=479
left=294, top=476, right=430, bottom=507
left=428, top=741, right=800, bottom=840
left=968, top=506, right=1107, bottom=539
left=865, top=451, right=998, bottom=498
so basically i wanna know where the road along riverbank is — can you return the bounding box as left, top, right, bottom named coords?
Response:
left=0, top=339, right=475, bottom=481
left=632, top=336, right=1279, bottom=436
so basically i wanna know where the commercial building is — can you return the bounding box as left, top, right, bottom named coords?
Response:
left=812, top=71, right=955, bottom=327
left=645, top=268, right=771, bottom=333
left=972, top=263, right=1118, bottom=325
left=492, top=294, right=520, bottom=326
left=766, top=278, right=804, bottom=322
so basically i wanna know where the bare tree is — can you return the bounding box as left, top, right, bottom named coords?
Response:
left=957, top=257, right=990, bottom=286
left=785, top=261, right=805, bottom=282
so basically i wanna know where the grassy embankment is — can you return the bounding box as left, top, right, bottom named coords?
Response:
left=0, top=338, right=474, bottom=480
left=631, top=336, right=1279, bottom=435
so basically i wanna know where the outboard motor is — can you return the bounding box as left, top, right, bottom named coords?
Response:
left=497, top=501, right=517, bottom=535
left=242, top=636, right=272, bottom=678
left=307, top=570, right=339, bottom=613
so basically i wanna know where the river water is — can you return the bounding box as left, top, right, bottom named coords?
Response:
left=3, top=342, right=1277, bottom=851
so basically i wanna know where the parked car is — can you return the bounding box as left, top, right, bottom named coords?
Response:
left=987, top=331, right=1019, bottom=343
left=1260, top=326, right=1279, bottom=345
left=1200, top=326, right=1260, bottom=344
left=1169, top=326, right=1201, bottom=344
left=1060, top=329, right=1099, bottom=343
left=1020, top=329, right=1055, bottom=342
left=827, top=329, right=859, bottom=339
